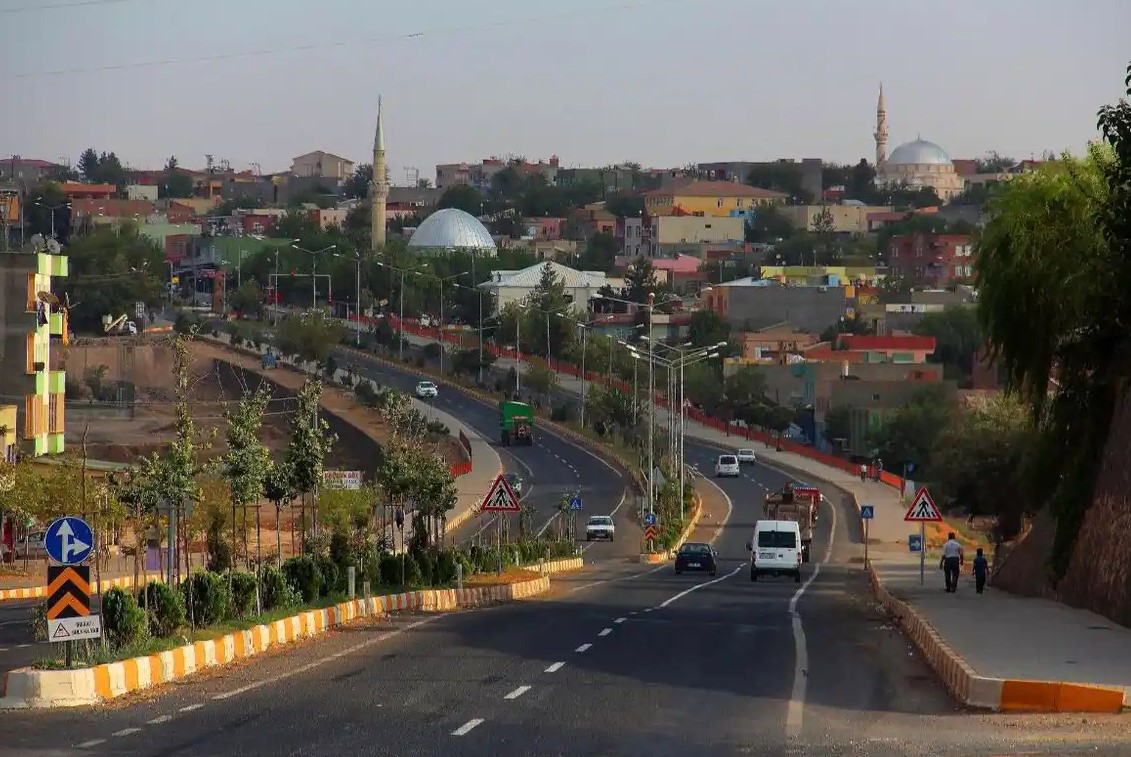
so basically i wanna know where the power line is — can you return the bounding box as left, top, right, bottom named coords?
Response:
left=12, top=0, right=694, bottom=79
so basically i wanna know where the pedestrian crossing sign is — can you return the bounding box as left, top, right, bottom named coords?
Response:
left=903, top=487, right=942, bottom=522
left=480, top=474, right=522, bottom=513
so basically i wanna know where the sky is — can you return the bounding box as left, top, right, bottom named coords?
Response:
left=2, top=0, right=1129, bottom=183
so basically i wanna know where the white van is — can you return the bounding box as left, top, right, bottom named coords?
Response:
left=747, top=519, right=803, bottom=583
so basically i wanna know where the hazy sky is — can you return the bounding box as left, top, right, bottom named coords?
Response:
left=2, top=0, right=1128, bottom=183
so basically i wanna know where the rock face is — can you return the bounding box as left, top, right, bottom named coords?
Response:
left=994, top=389, right=1131, bottom=625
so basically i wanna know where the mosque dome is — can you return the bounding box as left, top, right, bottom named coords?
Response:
left=407, top=208, right=497, bottom=253
left=887, top=139, right=952, bottom=166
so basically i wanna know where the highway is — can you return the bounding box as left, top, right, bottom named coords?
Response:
left=7, top=445, right=1124, bottom=755
left=335, top=348, right=636, bottom=558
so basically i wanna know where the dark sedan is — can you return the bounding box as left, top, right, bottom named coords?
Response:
left=674, top=542, right=718, bottom=576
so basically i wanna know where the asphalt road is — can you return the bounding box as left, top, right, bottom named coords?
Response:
left=7, top=446, right=1129, bottom=755
left=336, top=348, right=637, bottom=562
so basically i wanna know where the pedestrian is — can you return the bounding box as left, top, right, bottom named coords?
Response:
left=940, top=532, right=964, bottom=593
left=973, top=547, right=989, bottom=594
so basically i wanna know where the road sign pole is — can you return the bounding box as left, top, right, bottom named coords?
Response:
left=864, top=519, right=869, bottom=566
left=495, top=515, right=502, bottom=575
left=919, top=521, right=925, bottom=586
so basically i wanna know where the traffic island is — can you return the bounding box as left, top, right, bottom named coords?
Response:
left=639, top=493, right=705, bottom=564
left=0, top=557, right=584, bottom=709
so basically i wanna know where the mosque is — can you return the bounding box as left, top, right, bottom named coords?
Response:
left=872, top=85, right=964, bottom=201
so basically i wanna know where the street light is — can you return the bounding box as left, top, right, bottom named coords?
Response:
left=291, top=243, right=336, bottom=309
left=333, top=250, right=363, bottom=346
left=436, top=269, right=471, bottom=375
left=374, top=260, right=421, bottom=361
left=35, top=200, right=70, bottom=239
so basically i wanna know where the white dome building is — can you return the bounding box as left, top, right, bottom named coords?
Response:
left=407, top=208, right=497, bottom=255
left=878, top=138, right=963, bottom=200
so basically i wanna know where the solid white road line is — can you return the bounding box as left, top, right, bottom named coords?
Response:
left=451, top=718, right=484, bottom=736
left=544, top=661, right=565, bottom=673
left=77, top=740, right=106, bottom=749
left=597, top=627, right=612, bottom=637
left=575, top=643, right=592, bottom=653
left=785, top=492, right=838, bottom=740
left=504, top=685, right=532, bottom=700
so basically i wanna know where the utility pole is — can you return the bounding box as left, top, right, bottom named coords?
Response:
left=646, top=292, right=655, bottom=513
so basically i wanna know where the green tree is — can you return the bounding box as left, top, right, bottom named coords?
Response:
left=223, top=384, right=272, bottom=569
left=576, top=229, right=618, bottom=271
left=343, top=163, right=373, bottom=200
left=912, top=305, right=982, bottom=383
left=161, top=156, right=194, bottom=199
left=285, top=380, right=338, bottom=552
left=61, top=225, right=165, bottom=332
left=438, top=184, right=484, bottom=215
left=263, top=461, right=297, bottom=564
left=723, top=367, right=767, bottom=424
left=229, top=279, right=265, bottom=319
left=687, top=309, right=730, bottom=350
left=823, top=405, right=853, bottom=447
left=604, top=192, right=644, bottom=218
left=866, top=384, right=955, bottom=474
left=276, top=311, right=345, bottom=363
left=745, top=163, right=813, bottom=203
left=623, top=256, right=658, bottom=304
left=745, top=206, right=795, bottom=244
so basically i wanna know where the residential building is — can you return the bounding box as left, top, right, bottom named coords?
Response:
left=141, top=223, right=202, bottom=256
left=1, top=186, right=20, bottom=239
left=618, top=216, right=645, bottom=257
left=0, top=157, right=64, bottom=184
left=555, top=165, right=656, bottom=193
left=59, top=182, right=115, bottom=201
left=524, top=217, right=566, bottom=241
left=70, top=199, right=155, bottom=230
left=777, top=203, right=894, bottom=234
left=698, top=159, right=824, bottom=201
left=386, top=186, right=443, bottom=219
left=0, top=251, right=69, bottom=456
left=704, top=278, right=852, bottom=333
left=737, top=324, right=820, bottom=360
left=649, top=255, right=705, bottom=291
left=569, top=202, right=616, bottom=238
left=648, top=215, right=744, bottom=253
left=436, top=156, right=560, bottom=191
left=312, top=208, right=348, bottom=230
left=236, top=208, right=288, bottom=234
left=865, top=205, right=939, bottom=231
left=836, top=334, right=936, bottom=364
left=290, top=151, right=355, bottom=182
left=126, top=185, right=159, bottom=201
left=886, top=231, right=976, bottom=285
left=643, top=180, right=786, bottom=219
left=480, top=261, right=616, bottom=314
left=759, top=265, right=881, bottom=287
left=827, top=377, right=956, bottom=456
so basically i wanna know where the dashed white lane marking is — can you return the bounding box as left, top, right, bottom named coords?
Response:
left=179, top=703, right=204, bottom=713
left=785, top=492, right=838, bottom=740
left=504, top=685, right=532, bottom=700
left=566, top=563, right=669, bottom=594
left=575, top=643, right=592, bottom=653
left=655, top=566, right=743, bottom=609
left=597, top=627, right=612, bottom=637
left=147, top=715, right=172, bottom=725
left=643, top=607, right=653, bottom=612
left=15, top=643, right=29, bottom=648
left=77, top=739, right=105, bottom=749
left=544, top=661, right=565, bottom=673
left=452, top=718, right=484, bottom=736
left=614, top=617, right=626, bottom=624
left=0, top=647, right=8, bottom=652
left=112, top=728, right=141, bottom=737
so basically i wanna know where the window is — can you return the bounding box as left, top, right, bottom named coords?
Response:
left=757, top=530, right=797, bottom=549
left=25, top=333, right=36, bottom=374
left=26, top=273, right=37, bottom=312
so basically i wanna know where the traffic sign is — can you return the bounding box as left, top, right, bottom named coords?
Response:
left=643, top=512, right=657, bottom=527
left=903, top=487, right=942, bottom=522
left=860, top=505, right=874, bottom=520
left=46, top=565, right=90, bottom=621
left=908, top=534, right=923, bottom=553
left=569, top=495, right=583, bottom=512
left=44, top=516, right=94, bottom=565
left=48, top=614, right=102, bottom=642
left=480, top=474, right=522, bottom=513
left=644, top=525, right=658, bottom=541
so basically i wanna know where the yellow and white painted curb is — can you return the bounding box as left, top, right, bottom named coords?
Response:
left=1, top=559, right=583, bottom=710
left=0, top=574, right=149, bottom=604
left=639, top=495, right=704, bottom=564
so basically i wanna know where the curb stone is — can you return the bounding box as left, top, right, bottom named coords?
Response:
left=639, top=494, right=704, bottom=564
left=0, top=557, right=584, bottom=709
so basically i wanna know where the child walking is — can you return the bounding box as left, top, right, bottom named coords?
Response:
left=973, top=547, right=989, bottom=594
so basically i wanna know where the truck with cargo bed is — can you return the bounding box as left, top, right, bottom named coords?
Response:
left=763, top=482, right=816, bottom=562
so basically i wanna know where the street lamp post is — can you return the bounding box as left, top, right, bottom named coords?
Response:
left=35, top=200, right=70, bottom=239
left=437, top=270, right=471, bottom=375
left=292, top=243, right=337, bottom=309
left=334, top=251, right=363, bottom=346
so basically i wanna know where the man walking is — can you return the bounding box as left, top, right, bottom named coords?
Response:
left=940, top=532, right=964, bottom=593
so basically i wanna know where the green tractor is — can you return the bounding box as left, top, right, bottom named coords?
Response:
left=499, top=400, right=534, bottom=446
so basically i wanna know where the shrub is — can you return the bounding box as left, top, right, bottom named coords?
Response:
left=413, top=550, right=434, bottom=586
left=139, top=581, right=186, bottom=638
left=315, top=555, right=340, bottom=597
left=230, top=571, right=259, bottom=617
left=283, top=555, right=321, bottom=603
left=103, top=586, right=147, bottom=648
left=401, top=552, right=422, bottom=586
left=28, top=601, right=48, bottom=642
left=182, top=570, right=232, bottom=627
left=259, top=563, right=298, bottom=611
left=422, top=343, right=441, bottom=360
left=434, top=549, right=458, bottom=584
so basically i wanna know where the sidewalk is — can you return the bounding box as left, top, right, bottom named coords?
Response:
left=471, top=344, right=1131, bottom=713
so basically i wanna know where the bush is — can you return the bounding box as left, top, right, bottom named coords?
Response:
left=182, top=570, right=232, bottom=627
left=259, top=563, right=298, bottom=611
left=29, top=601, right=48, bottom=642
left=283, top=555, right=322, bottom=603
left=139, top=581, right=186, bottom=638
left=550, top=403, right=575, bottom=422
left=414, top=550, right=434, bottom=586
left=103, top=586, right=148, bottom=648
left=422, top=343, right=441, bottom=360
left=378, top=552, right=421, bottom=586
left=230, top=571, right=259, bottom=617
left=434, top=549, right=458, bottom=584
left=315, top=555, right=340, bottom=597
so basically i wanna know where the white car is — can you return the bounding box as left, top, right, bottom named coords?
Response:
left=415, top=381, right=438, bottom=399
left=736, top=448, right=757, bottom=465
left=748, top=519, right=803, bottom=583
left=585, top=515, right=615, bottom=542
left=715, top=454, right=740, bottom=477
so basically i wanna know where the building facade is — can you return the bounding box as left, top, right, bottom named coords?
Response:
left=290, top=151, right=355, bottom=182
left=0, top=252, right=69, bottom=456
left=886, top=232, right=976, bottom=285
left=643, top=180, right=786, bottom=218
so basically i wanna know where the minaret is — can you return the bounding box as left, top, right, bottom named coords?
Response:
left=370, top=97, right=388, bottom=250
left=874, top=83, right=888, bottom=167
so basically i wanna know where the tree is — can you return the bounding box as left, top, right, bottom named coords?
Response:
left=866, top=384, right=955, bottom=474
left=745, top=206, right=795, bottom=244
left=604, top=192, right=644, bottom=218
left=912, top=305, right=982, bottom=383
left=229, top=279, right=265, bottom=319
left=623, top=256, right=658, bottom=304
left=823, top=405, right=853, bottom=449
left=687, top=309, right=730, bottom=350
left=223, top=384, right=272, bottom=569
left=746, top=162, right=813, bottom=203
left=723, top=367, right=767, bottom=424
left=75, top=149, right=128, bottom=188
left=276, top=311, right=345, bottom=363
left=974, top=151, right=1017, bottom=173
left=263, top=461, right=296, bottom=564
left=161, top=156, right=195, bottom=199
left=576, top=230, right=618, bottom=272
left=438, top=184, right=484, bottom=215
left=285, top=380, right=337, bottom=553
left=61, top=225, right=165, bottom=332
left=344, top=163, right=374, bottom=200
left=930, top=394, right=1035, bottom=539
left=78, top=148, right=100, bottom=183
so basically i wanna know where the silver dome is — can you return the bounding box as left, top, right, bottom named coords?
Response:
left=407, top=208, right=497, bottom=252
left=887, top=139, right=952, bottom=166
